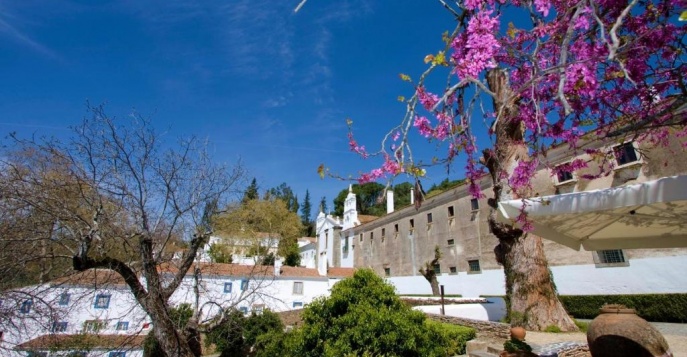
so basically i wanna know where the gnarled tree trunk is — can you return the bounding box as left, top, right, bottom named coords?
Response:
left=419, top=246, right=441, bottom=296
left=485, top=69, right=577, bottom=331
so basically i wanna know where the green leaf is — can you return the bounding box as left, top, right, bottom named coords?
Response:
left=680, top=10, right=687, bottom=21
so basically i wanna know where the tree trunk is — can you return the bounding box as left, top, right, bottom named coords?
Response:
left=420, top=247, right=442, bottom=296
left=486, top=69, right=578, bottom=332
left=152, top=318, right=197, bottom=357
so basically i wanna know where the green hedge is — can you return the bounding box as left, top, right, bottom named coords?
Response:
left=425, top=320, right=476, bottom=356
left=559, top=294, right=687, bottom=323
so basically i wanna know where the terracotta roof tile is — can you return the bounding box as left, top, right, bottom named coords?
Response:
left=160, top=262, right=322, bottom=279
left=279, top=266, right=322, bottom=278
left=51, top=269, right=127, bottom=288
left=327, top=267, right=356, bottom=278
left=16, top=334, right=145, bottom=351
left=358, top=215, right=378, bottom=224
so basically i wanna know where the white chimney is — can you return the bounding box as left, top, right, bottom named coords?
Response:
left=386, top=190, right=394, bottom=214
left=274, top=259, right=282, bottom=276
left=410, top=187, right=414, bottom=205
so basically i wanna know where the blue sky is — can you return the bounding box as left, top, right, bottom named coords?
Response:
left=0, top=0, right=470, bottom=217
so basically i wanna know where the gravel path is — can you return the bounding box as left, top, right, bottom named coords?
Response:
left=524, top=322, right=687, bottom=357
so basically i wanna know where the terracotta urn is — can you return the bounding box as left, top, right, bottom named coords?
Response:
left=510, top=326, right=526, bottom=341
left=587, top=304, right=673, bottom=357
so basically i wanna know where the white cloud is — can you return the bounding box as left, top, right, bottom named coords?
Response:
left=0, top=2, right=59, bottom=59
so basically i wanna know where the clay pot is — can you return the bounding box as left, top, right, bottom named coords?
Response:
left=510, top=326, right=526, bottom=341
left=587, top=304, right=672, bottom=357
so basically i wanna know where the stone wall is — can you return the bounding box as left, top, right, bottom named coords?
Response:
left=425, top=313, right=510, bottom=340
left=350, top=133, right=687, bottom=297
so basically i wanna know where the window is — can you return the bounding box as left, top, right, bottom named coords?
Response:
left=94, top=294, right=111, bottom=309
left=394, top=224, right=399, bottom=236
left=253, top=304, right=265, bottom=314
left=59, top=293, right=71, bottom=306
left=359, top=233, right=363, bottom=242
left=432, top=263, right=441, bottom=274
left=116, top=321, right=129, bottom=331
left=556, top=168, right=574, bottom=183
left=470, top=198, right=479, bottom=211
left=52, top=321, right=68, bottom=332
left=224, top=282, right=233, bottom=293
left=240, top=279, right=249, bottom=291
left=325, top=229, right=329, bottom=249
left=84, top=320, right=106, bottom=333
left=344, top=237, right=349, bottom=253
left=614, top=142, right=639, bottom=166
left=293, top=281, right=304, bottom=295
left=109, top=352, right=126, bottom=357
left=384, top=267, right=391, bottom=277
left=19, top=300, right=32, bottom=314
left=409, top=219, right=415, bottom=232
left=293, top=301, right=303, bottom=308
left=449, top=266, right=457, bottom=275
left=447, top=239, right=455, bottom=246
left=381, top=228, right=386, bottom=240
left=468, top=259, right=481, bottom=273
left=597, top=250, right=627, bottom=264
left=370, top=231, right=374, bottom=241
left=447, top=206, right=455, bottom=218
left=427, top=213, right=433, bottom=224
left=239, top=306, right=249, bottom=314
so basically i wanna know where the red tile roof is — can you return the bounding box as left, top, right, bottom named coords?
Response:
left=327, top=267, right=356, bottom=278
left=16, top=334, right=145, bottom=351
left=51, top=269, right=127, bottom=288
left=358, top=215, right=378, bottom=224
left=160, top=262, right=322, bottom=278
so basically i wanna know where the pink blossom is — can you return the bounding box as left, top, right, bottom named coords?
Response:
left=393, top=131, right=401, bottom=141
left=348, top=132, right=368, bottom=158
left=509, top=159, right=539, bottom=191
left=534, top=0, right=551, bottom=16
left=417, top=86, right=440, bottom=111
left=451, top=10, right=501, bottom=80
left=413, top=116, right=433, bottom=137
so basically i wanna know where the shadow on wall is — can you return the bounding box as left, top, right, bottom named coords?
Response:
left=483, top=297, right=506, bottom=322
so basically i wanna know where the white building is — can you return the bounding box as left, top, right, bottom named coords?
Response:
left=315, top=185, right=381, bottom=276
left=297, top=237, right=317, bottom=269
left=197, top=234, right=280, bottom=265
left=3, top=262, right=355, bottom=357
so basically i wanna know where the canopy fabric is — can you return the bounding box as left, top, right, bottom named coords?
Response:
left=496, top=175, right=687, bottom=251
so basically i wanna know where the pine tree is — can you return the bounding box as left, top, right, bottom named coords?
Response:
left=242, top=178, right=259, bottom=204
left=300, top=190, right=313, bottom=236
left=319, top=196, right=328, bottom=214
left=300, top=190, right=311, bottom=224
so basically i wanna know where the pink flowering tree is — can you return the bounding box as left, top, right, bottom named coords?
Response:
left=339, top=0, right=686, bottom=331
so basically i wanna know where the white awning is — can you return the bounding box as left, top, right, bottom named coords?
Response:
left=496, top=175, right=687, bottom=251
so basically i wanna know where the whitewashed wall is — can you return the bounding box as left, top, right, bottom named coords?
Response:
left=387, top=255, right=687, bottom=297
left=6, top=268, right=334, bottom=357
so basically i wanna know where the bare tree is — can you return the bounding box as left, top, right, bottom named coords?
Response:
left=0, top=104, right=245, bottom=357
left=418, top=246, right=441, bottom=296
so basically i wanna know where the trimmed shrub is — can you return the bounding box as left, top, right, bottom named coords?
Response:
left=261, top=269, right=476, bottom=357
left=425, top=320, right=476, bottom=355
left=559, top=294, right=687, bottom=323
